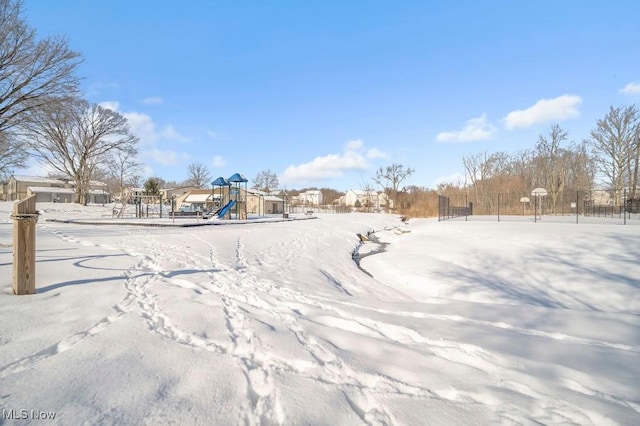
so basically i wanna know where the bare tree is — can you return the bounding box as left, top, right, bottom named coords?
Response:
left=536, top=124, right=569, bottom=213
left=0, top=132, right=26, bottom=174
left=186, top=162, right=211, bottom=188
left=25, top=97, right=138, bottom=204
left=589, top=105, right=640, bottom=202
left=252, top=169, right=279, bottom=193
left=373, top=164, right=414, bottom=211
left=107, top=147, right=142, bottom=201
left=359, top=177, right=376, bottom=212
left=0, top=0, right=81, bottom=172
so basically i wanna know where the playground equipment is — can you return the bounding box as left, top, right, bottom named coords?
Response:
left=226, top=173, right=248, bottom=220
left=217, top=199, right=236, bottom=219
left=211, top=176, right=231, bottom=218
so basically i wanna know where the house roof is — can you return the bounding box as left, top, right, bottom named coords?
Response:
left=13, top=175, right=66, bottom=185
left=264, top=195, right=284, bottom=202
left=27, top=186, right=74, bottom=194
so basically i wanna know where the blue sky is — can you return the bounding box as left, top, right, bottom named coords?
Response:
left=20, top=1, right=640, bottom=191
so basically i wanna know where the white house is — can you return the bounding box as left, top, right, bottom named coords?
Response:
left=343, top=189, right=392, bottom=211
left=295, top=190, right=323, bottom=206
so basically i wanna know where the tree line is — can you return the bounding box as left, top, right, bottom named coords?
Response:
left=458, top=106, right=640, bottom=215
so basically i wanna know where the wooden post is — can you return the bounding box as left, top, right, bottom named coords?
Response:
left=12, top=196, right=39, bottom=295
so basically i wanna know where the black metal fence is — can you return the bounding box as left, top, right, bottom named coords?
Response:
left=438, top=195, right=473, bottom=222
left=438, top=189, right=640, bottom=224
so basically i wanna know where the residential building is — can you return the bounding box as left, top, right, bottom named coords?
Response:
left=160, top=186, right=199, bottom=203
left=6, top=175, right=110, bottom=203
left=297, top=190, right=323, bottom=206
left=245, top=189, right=284, bottom=214
left=343, top=189, right=392, bottom=211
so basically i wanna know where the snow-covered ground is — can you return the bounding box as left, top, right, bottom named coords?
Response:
left=1, top=202, right=639, bottom=425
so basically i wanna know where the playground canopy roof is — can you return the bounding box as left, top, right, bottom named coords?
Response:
left=227, top=173, right=248, bottom=183
left=211, top=177, right=230, bottom=187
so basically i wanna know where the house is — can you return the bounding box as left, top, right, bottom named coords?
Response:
left=7, top=175, right=68, bottom=201
left=296, top=190, right=323, bottom=206
left=27, top=186, right=75, bottom=203
left=5, top=175, right=111, bottom=203
left=121, top=187, right=145, bottom=203
left=586, top=190, right=612, bottom=206
left=245, top=189, right=284, bottom=214
left=343, top=189, right=392, bottom=211
left=0, top=180, right=7, bottom=201
left=160, top=186, right=199, bottom=203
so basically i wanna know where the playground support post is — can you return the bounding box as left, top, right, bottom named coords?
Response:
left=12, top=195, right=39, bottom=295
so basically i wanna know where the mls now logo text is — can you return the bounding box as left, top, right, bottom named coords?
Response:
left=2, top=409, right=57, bottom=420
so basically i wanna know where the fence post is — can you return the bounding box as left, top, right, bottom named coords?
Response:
left=12, top=195, right=39, bottom=295
left=624, top=188, right=627, bottom=225
left=576, top=190, right=579, bottom=224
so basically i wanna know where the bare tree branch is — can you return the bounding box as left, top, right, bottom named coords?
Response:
left=252, top=169, right=279, bottom=193
left=0, top=0, right=82, bottom=174
left=24, top=97, right=138, bottom=204
left=588, top=105, right=640, bottom=202
left=186, top=162, right=212, bottom=188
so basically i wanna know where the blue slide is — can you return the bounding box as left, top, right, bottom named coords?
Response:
left=217, top=199, right=236, bottom=218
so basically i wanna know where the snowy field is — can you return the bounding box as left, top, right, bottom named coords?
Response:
left=1, top=202, right=639, bottom=425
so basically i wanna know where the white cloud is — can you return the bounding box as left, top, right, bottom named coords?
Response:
left=207, top=130, right=218, bottom=139
left=346, top=139, right=364, bottom=150
left=435, top=172, right=466, bottom=187
left=99, top=101, right=189, bottom=146
left=366, top=148, right=389, bottom=160
left=436, top=114, right=496, bottom=142
left=142, top=148, right=190, bottom=166
left=620, top=82, right=640, bottom=95
left=503, top=95, right=582, bottom=130
left=98, top=101, right=120, bottom=112
left=123, top=111, right=157, bottom=146
left=160, top=125, right=189, bottom=143
left=17, top=161, right=56, bottom=178
left=140, top=164, right=155, bottom=179
left=212, top=155, right=225, bottom=168
left=142, top=97, right=164, bottom=105
left=281, top=142, right=372, bottom=183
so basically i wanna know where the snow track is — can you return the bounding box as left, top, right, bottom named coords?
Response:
left=1, top=211, right=639, bottom=425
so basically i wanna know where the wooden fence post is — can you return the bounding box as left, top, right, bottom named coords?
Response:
left=12, top=195, right=39, bottom=295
